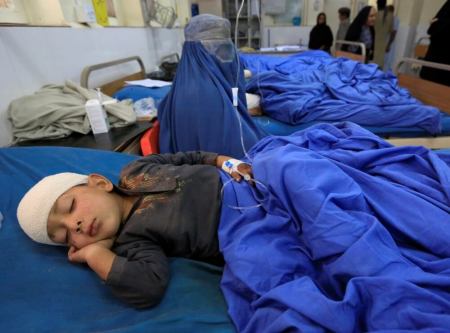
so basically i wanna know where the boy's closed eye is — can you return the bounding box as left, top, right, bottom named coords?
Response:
left=65, top=197, right=75, bottom=214
left=58, top=197, right=74, bottom=245
left=65, top=230, right=71, bottom=246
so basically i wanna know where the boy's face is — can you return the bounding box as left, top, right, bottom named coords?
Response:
left=47, top=174, right=125, bottom=249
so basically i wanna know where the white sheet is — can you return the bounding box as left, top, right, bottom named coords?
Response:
left=125, top=79, right=172, bottom=88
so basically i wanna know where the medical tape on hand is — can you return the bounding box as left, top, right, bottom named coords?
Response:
left=222, top=159, right=251, bottom=181
left=222, top=158, right=242, bottom=174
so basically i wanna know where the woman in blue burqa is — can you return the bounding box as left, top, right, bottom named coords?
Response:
left=158, top=14, right=266, bottom=158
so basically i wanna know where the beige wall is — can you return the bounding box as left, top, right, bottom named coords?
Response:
left=0, top=0, right=28, bottom=24
left=0, top=0, right=67, bottom=25
left=418, top=0, right=445, bottom=25
left=305, top=0, right=324, bottom=26
left=396, top=0, right=422, bottom=25
left=176, top=0, right=191, bottom=26
left=395, top=0, right=444, bottom=26
left=113, top=0, right=145, bottom=26
left=23, top=0, right=66, bottom=25
left=196, top=0, right=223, bottom=17
left=176, top=0, right=223, bottom=27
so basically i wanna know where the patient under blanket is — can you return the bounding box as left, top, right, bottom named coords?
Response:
left=243, top=51, right=441, bottom=134
left=219, top=122, right=450, bottom=332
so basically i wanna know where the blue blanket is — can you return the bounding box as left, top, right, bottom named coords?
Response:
left=219, top=122, right=450, bottom=332
left=242, top=51, right=442, bottom=134
left=114, top=85, right=172, bottom=105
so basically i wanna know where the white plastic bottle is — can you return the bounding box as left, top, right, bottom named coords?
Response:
left=85, top=99, right=110, bottom=134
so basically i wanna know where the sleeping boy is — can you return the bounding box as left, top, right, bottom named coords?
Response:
left=17, top=151, right=252, bottom=308
left=16, top=122, right=450, bottom=331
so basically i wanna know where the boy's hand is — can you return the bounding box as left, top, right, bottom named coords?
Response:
left=68, top=238, right=114, bottom=264
left=68, top=238, right=116, bottom=281
left=216, top=155, right=253, bottom=183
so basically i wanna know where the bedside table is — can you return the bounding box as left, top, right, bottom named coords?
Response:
left=15, top=121, right=153, bottom=155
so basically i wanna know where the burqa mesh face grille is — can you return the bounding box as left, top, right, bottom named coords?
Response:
left=201, top=40, right=235, bottom=63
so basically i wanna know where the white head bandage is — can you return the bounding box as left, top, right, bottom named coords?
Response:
left=17, top=172, right=88, bottom=245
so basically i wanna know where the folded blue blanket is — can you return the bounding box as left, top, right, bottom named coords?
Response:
left=219, top=122, right=450, bottom=332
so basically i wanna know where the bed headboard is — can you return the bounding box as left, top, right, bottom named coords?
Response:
left=80, top=56, right=145, bottom=97
left=413, top=36, right=430, bottom=59
left=334, top=40, right=366, bottom=63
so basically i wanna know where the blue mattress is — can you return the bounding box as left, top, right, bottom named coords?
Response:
left=0, top=146, right=233, bottom=333
left=253, top=113, right=450, bottom=138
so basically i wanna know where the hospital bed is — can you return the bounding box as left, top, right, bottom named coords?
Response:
left=80, top=55, right=146, bottom=96
left=80, top=56, right=170, bottom=155
left=80, top=54, right=177, bottom=99
left=2, top=133, right=449, bottom=333
left=99, top=54, right=450, bottom=151
left=0, top=56, right=234, bottom=332
left=244, top=51, right=450, bottom=149
left=80, top=55, right=175, bottom=108
left=83, top=53, right=450, bottom=154
left=13, top=56, right=151, bottom=155
left=384, top=57, right=450, bottom=148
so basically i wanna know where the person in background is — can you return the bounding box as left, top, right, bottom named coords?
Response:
left=336, top=7, right=351, bottom=50
left=342, top=6, right=377, bottom=62
left=383, top=5, right=399, bottom=72
left=420, top=0, right=450, bottom=86
left=308, top=13, right=334, bottom=53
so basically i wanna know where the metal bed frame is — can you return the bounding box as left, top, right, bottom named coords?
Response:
left=386, top=58, right=450, bottom=148
left=334, top=40, right=366, bottom=63
left=80, top=56, right=146, bottom=96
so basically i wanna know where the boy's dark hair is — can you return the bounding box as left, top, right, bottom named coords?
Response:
left=338, top=7, right=350, bottom=18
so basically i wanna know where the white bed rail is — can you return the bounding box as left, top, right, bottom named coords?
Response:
left=334, top=40, right=366, bottom=63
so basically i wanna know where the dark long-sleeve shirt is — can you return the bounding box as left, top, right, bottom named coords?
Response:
left=105, top=151, right=222, bottom=308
